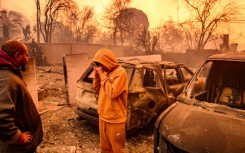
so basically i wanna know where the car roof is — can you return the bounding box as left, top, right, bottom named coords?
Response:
left=118, top=58, right=184, bottom=67
left=207, top=52, right=245, bottom=62
left=118, top=58, right=154, bottom=65
left=157, top=61, right=184, bottom=67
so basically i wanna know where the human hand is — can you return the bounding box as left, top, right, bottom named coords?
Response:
left=94, top=67, right=99, bottom=76
left=16, top=132, right=33, bottom=144
left=94, top=66, right=104, bottom=74
left=21, top=132, right=33, bottom=143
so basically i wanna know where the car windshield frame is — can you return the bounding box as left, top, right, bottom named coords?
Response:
left=184, top=59, right=245, bottom=110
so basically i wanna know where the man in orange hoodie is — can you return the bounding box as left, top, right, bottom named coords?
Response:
left=93, top=49, right=128, bottom=153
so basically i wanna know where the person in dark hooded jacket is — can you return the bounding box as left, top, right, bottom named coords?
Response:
left=0, top=40, right=43, bottom=153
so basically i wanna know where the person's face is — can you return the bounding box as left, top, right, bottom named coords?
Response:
left=95, top=62, right=108, bottom=72
left=15, top=48, right=29, bottom=71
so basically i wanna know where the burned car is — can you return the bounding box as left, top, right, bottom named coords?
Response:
left=75, top=59, right=195, bottom=132
left=154, top=52, right=245, bottom=153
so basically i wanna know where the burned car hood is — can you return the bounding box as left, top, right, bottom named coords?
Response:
left=156, top=101, right=245, bottom=153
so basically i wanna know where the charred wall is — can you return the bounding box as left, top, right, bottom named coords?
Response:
left=26, top=41, right=221, bottom=69
left=26, top=42, right=133, bottom=65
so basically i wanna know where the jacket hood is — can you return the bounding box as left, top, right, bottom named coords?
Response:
left=0, top=49, right=22, bottom=77
left=93, top=49, right=119, bottom=71
left=0, top=49, right=18, bottom=69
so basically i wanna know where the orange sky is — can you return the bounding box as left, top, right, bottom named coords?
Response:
left=2, top=0, right=245, bottom=50
left=1, top=0, right=180, bottom=28
left=3, top=0, right=243, bottom=29
left=73, top=0, right=192, bottom=28
left=81, top=0, right=179, bottom=28
left=4, top=0, right=244, bottom=28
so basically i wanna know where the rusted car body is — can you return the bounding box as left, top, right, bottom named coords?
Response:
left=154, top=52, right=245, bottom=153
left=75, top=59, right=195, bottom=132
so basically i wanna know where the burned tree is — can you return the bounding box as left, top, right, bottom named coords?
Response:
left=115, top=8, right=149, bottom=46
left=159, top=20, right=184, bottom=52
left=177, top=0, right=241, bottom=51
left=136, top=28, right=160, bottom=55
left=40, top=0, right=78, bottom=42
left=73, top=6, right=98, bottom=43
left=103, top=0, right=149, bottom=46
left=34, top=0, right=41, bottom=43
left=7, top=11, right=33, bottom=41
left=22, top=25, right=31, bottom=42
left=8, top=11, right=24, bottom=39
left=103, top=0, right=131, bottom=45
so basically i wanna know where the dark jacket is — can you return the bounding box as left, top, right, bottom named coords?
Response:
left=0, top=50, right=43, bottom=153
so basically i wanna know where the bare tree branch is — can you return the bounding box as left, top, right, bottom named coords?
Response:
left=180, top=0, right=242, bottom=50
left=40, top=0, right=78, bottom=42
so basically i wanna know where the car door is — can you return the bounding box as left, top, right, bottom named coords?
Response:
left=126, top=66, right=168, bottom=132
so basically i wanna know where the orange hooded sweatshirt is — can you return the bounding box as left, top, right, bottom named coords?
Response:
left=93, top=49, right=128, bottom=123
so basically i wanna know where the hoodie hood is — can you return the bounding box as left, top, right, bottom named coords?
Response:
left=0, top=49, right=19, bottom=69
left=0, top=49, right=22, bottom=77
left=93, top=49, right=119, bottom=72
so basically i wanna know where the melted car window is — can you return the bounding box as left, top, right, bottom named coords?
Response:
left=163, top=68, right=179, bottom=85
left=143, top=69, right=156, bottom=87
left=129, top=68, right=143, bottom=89
left=214, top=62, right=245, bottom=109
left=181, top=67, right=193, bottom=82
left=189, top=60, right=245, bottom=110
left=187, top=61, right=212, bottom=99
